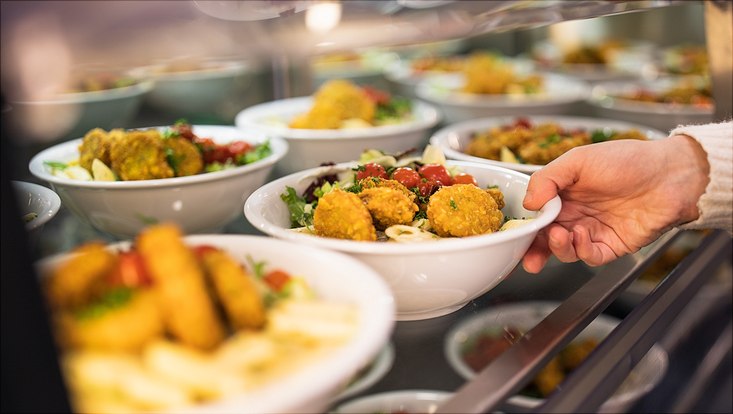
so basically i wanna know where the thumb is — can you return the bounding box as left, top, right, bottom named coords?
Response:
left=523, top=155, right=580, bottom=211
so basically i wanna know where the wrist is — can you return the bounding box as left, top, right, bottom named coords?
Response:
left=665, top=134, right=710, bottom=224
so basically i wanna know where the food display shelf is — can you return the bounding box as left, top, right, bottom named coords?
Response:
left=2, top=1, right=732, bottom=413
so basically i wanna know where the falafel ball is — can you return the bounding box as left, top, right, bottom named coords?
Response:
left=359, top=187, right=418, bottom=230
left=427, top=184, right=504, bottom=237
left=314, top=189, right=377, bottom=241
left=358, top=177, right=418, bottom=203
left=163, top=137, right=204, bottom=177
left=78, top=128, right=124, bottom=171
left=485, top=186, right=506, bottom=210
left=109, top=130, right=174, bottom=181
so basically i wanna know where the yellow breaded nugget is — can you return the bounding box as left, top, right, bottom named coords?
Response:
left=136, top=224, right=226, bottom=350
left=46, top=242, right=117, bottom=310
left=199, top=249, right=265, bottom=331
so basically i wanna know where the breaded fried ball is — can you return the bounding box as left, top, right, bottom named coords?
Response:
left=314, top=189, right=377, bottom=241
left=163, top=137, right=204, bottom=177
left=485, top=186, right=506, bottom=210
left=289, top=80, right=376, bottom=129
left=45, top=242, right=117, bottom=310
left=427, top=184, right=504, bottom=237
left=359, top=187, right=418, bottom=230
left=109, top=130, right=174, bottom=181
left=78, top=128, right=124, bottom=171
left=54, top=290, right=164, bottom=352
left=358, top=177, right=417, bottom=203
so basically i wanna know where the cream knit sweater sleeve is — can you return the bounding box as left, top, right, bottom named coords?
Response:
left=670, top=120, right=733, bottom=233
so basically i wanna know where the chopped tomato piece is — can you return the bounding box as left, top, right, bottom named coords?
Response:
left=356, top=162, right=389, bottom=180
left=419, top=164, right=454, bottom=186
left=264, top=270, right=291, bottom=292
left=453, top=173, right=478, bottom=186
left=108, top=251, right=152, bottom=287
left=361, top=85, right=391, bottom=105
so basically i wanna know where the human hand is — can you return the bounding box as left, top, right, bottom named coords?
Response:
left=521, top=134, right=709, bottom=273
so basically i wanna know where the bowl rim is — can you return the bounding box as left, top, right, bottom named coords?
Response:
left=11, top=80, right=154, bottom=105
left=429, top=114, right=669, bottom=174
left=130, top=60, right=249, bottom=81
left=11, top=180, right=62, bottom=230
left=333, top=389, right=452, bottom=413
left=37, top=233, right=396, bottom=414
left=244, top=160, right=561, bottom=255
left=234, top=96, right=442, bottom=140
left=414, top=72, right=591, bottom=108
left=28, top=125, right=289, bottom=189
left=443, top=300, right=669, bottom=408
left=587, top=76, right=715, bottom=115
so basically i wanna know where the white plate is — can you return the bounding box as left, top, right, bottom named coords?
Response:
left=429, top=115, right=667, bottom=174
left=444, top=301, right=668, bottom=413
left=416, top=72, right=590, bottom=123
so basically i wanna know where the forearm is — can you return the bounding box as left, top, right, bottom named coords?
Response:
left=669, top=120, right=733, bottom=233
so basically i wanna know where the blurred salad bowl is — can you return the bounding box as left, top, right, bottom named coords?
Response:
left=36, top=224, right=395, bottom=414
left=29, top=123, right=287, bottom=238
left=235, top=80, right=441, bottom=175
left=429, top=115, right=667, bottom=174
left=245, top=147, right=561, bottom=320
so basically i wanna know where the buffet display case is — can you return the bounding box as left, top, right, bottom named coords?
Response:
left=2, top=1, right=731, bottom=413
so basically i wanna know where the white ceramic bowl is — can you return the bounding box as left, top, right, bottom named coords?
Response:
left=244, top=161, right=561, bottom=320
left=415, top=72, right=590, bottom=124
left=8, top=81, right=152, bottom=144
left=586, top=76, right=714, bottom=132
left=28, top=125, right=288, bottom=239
left=444, top=301, right=668, bottom=413
left=11, top=180, right=62, bottom=243
left=131, top=61, right=251, bottom=116
left=332, top=390, right=452, bottom=414
left=38, top=234, right=396, bottom=414
left=234, top=96, right=441, bottom=175
left=385, top=56, right=536, bottom=99
left=335, top=342, right=395, bottom=401
left=429, top=115, right=668, bottom=174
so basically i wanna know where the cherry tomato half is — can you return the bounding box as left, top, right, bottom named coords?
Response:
left=361, top=85, right=391, bottom=105
left=108, top=251, right=152, bottom=287
left=419, top=164, right=454, bottom=186
left=453, top=173, right=478, bottom=186
left=416, top=179, right=439, bottom=198
left=356, top=162, right=389, bottom=180
left=264, top=269, right=292, bottom=292
left=391, top=167, right=421, bottom=189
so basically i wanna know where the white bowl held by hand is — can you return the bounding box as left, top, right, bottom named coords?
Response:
left=429, top=115, right=667, bottom=174
left=444, top=301, right=668, bottom=413
left=415, top=72, right=590, bottom=124
left=29, top=125, right=287, bottom=239
left=244, top=161, right=561, bottom=320
left=235, top=96, right=441, bottom=175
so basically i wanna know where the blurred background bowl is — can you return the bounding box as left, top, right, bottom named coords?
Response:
left=332, top=389, right=451, bottom=414
left=131, top=59, right=252, bottom=121
left=38, top=233, right=396, bottom=414
left=244, top=160, right=561, bottom=321
left=11, top=180, right=62, bottom=246
left=8, top=81, right=152, bottom=144
left=416, top=72, right=590, bottom=124
left=29, top=125, right=287, bottom=239
left=235, top=96, right=440, bottom=175
left=444, top=301, right=668, bottom=413
left=429, top=115, right=668, bottom=174
left=586, top=76, right=714, bottom=132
